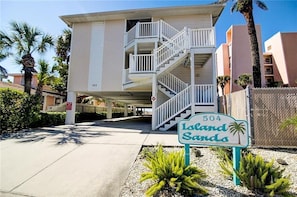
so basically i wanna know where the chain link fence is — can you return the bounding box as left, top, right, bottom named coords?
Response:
left=219, top=87, right=297, bottom=147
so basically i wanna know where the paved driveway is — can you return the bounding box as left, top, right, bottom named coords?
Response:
left=0, top=116, right=179, bottom=197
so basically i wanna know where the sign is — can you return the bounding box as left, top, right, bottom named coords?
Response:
left=151, top=96, right=156, bottom=102
left=66, top=102, right=72, bottom=110
left=178, top=112, right=249, bottom=186
left=178, top=113, right=249, bottom=148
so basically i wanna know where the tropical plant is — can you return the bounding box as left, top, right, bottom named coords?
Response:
left=217, top=75, right=230, bottom=114
left=234, top=73, right=253, bottom=89
left=230, top=0, right=268, bottom=88
left=52, top=29, right=71, bottom=97
left=229, top=121, right=246, bottom=145
left=35, top=59, right=54, bottom=101
left=234, top=153, right=291, bottom=196
left=280, top=114, right=297, bottom=133
left=140, top=145, right=208, bottom=196
left=0, top=22, right=54, bottom=94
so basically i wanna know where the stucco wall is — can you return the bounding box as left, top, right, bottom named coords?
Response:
left=154, top=14, right=212, bottom=30
left=101, top=20, right=125, bottom=91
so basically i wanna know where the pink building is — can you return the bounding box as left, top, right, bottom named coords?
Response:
left=216, top=25, right=264, bottom=95
left=263, top=32, right=297, bottom=87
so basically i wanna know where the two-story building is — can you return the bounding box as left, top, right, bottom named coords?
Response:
left=61, top=4, right=225, bottom=130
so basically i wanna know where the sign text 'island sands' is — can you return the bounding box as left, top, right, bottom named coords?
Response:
left=178, top=113, right=249, bottom=148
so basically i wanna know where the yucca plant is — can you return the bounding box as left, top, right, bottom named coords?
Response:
left=235, top=153, right=291, bottom=196
left=140, top=145, right=208, bottom=196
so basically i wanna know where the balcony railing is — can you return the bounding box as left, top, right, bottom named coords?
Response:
left=190, top=28, right=215, bottom=47
left=129, top=54, right=154, bottom=73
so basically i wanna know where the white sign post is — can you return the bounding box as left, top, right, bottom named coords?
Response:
left=178, top=112, right=249, bottom=185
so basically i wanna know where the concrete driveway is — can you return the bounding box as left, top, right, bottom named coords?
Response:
left=0, top=116, right=180, bottom=197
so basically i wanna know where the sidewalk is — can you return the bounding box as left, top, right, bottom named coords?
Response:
left=0, top=116, right=181, bottom=197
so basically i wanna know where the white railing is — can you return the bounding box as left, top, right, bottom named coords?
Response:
left=125, top=22, right=160, bottom=46
left=154, top=29, right=187, bottom=71
left=126, top=25, right=137, bottom=45
left=190, top=28, right=215, bottom=47
left=156, top=86, right=191, bottom=128
left=138, top=21, right=159, bottom=38
left=160, top=20, right=179, bottom=40
left=129, top=54, right=154, bottom=73
left=158, top=73, right=188, bottom=94
left=194, top=84, right=215, bottom=104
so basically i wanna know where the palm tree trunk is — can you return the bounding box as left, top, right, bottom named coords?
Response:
left=243, top=11, right=262, bottom=88
left=24, top=69, right=32, bottom=94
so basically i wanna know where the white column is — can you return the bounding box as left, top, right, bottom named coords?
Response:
left=190, top=52, right=195, bottom=116
left=65, top=91, right=76, bottom=125
left=43, top=94, right=47, bottom=112
left=212, top=49, right=218, bottom=112
left=124, top=103, right=128, bottom=117
left=132, top=105, right=137, bottom=116
left=152, top=74, right=157, bottom=130
left=106, top=99, right=112, bottom=119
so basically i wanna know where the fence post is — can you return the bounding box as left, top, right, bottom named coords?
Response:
left=246, top=86, right=254, bottom=145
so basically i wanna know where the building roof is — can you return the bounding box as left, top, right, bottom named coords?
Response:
left=60, top=4, right=225, bottom=27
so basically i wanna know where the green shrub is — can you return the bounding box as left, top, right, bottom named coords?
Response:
left=0, top=88, right=40, bottom=134
left=280, top=114, right=297, bottom=132
left=140, top=145, right=208, bottom=196
left=30, top=112, right=66, bottom=127
left=235, top=153, right=291, bottom=196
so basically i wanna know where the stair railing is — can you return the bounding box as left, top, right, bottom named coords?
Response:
left=158, top=73, right=188, bottom=94
left=155, top=85, right=192, bottom=128
left=154, top=29, right=188, bottom=71
left=160, top=20, right=179, bottom=40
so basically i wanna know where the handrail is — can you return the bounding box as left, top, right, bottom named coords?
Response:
left=194, top=84, right=215, bottom=105
left=160, top=20, right=179, bottom=40
left=155, top=85, right=191, bottom=128
left=158, top=73, right=188, bottom=94
left=129, top=54, right=154, bottom=73
left=190, top=28, right=215, bottom=47
left=154, top=29, right=187, bottom=71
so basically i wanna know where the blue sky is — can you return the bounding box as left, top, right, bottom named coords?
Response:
left=1, top=0, right=297, bottom=74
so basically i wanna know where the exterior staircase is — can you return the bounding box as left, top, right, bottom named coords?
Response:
left=127, top=20, right=215, bottom=130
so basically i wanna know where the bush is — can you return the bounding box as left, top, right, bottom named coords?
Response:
left=0, top=88, right=40, bottom=134
left=235, top=153, right=291, bottom=196
left=140, top=145, right=208, bottom=196
left=30, top=112, right=66, bottom=127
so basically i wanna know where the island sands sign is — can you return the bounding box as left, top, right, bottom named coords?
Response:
left=178, top=113, right=249, bottom=185
left=178, top=113, right=249, bottom=148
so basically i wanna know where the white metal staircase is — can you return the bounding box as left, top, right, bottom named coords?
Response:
left=127, top=20, right=215, bottom=130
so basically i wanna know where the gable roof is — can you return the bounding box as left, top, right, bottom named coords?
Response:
left=60, top=4, right=225, bottom=27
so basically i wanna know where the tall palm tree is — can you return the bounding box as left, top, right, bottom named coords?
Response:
left=217, top=75, right=230, bottom=114
left=52, top=29, right=71, bottom=97
left=0, top=65, right=8, bottom=81
left=230, top=0, right=268, bottom=88
left=0, top=21, right=54, bottom=94
left=234, top=73, right=253, bottom=89
left=229, top=121, right=246, bottom=145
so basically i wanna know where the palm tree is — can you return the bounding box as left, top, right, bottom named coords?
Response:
left=0, top=21, right=54, bottom=94
left=217, top=75, right=230, bottom=114
left=35, top=59, right=53, bottom=100
left=0, top=65, right=8, bottom=81
left=230, top=0, right=268, bottom=88
left=52, top=29, right=71, bottom=97
left=234, top=73, right=253, bottom=89
left=229, top=121, right=246, bottom=145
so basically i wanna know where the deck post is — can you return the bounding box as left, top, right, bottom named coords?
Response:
left=106, top=99, right=112, bottom=119
left=152, top=74, right=157, bottom=130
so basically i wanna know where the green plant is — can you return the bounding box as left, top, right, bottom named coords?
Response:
left=235, top=153, right=291, bottom=196
left=140, top=145, right=207, bottom=196
left=0, top=88, right=40, bottom=134
left=280, top=114, right=297, bottom=132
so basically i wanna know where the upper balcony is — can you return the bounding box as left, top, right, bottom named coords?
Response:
left=124, top=20, right=215, bottom=51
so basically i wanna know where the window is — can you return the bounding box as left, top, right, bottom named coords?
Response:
left=126, top=18, right=151, bottom=32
